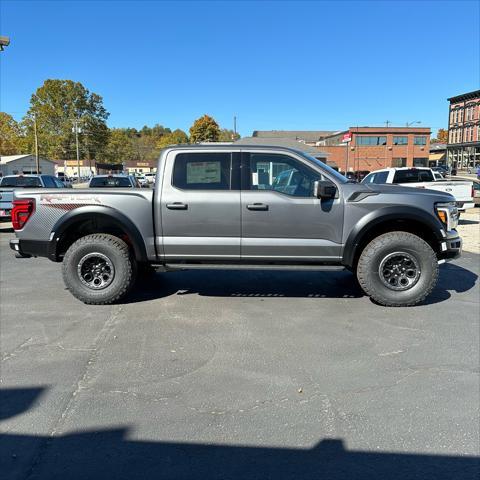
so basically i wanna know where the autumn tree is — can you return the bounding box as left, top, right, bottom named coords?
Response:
left=0, top=112, right=26, bottom=155
left=24, top=79, right=109, bottom=160
left=189, top=115, right=220, bottom=143
left=437, top=128, right=448, bottom=143
left=156, top=129, right=189, bottom=148
left=218, top=128, right=240, bottom=142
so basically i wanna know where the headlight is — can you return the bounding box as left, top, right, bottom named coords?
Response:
left=435, top=202, right=458, bottom=231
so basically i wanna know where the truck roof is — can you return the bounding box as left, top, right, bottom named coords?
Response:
left=162, top=144, right=318, bottom=155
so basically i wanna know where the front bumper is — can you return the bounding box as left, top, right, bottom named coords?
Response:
left=438, top=232, right=462, bottom=262
left=10, top=238, right=50, bottom=259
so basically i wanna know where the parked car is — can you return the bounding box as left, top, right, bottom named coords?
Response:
left=345, top=170, right=370, bottom=182
left=134, top=174, right=148, bottom=187
left=362, top=167, right=474, bottom=212
left=432, top=166, right=449, bottom=176
left=144, top=172, right=156, bottom=185
left=10, top=145, right=461, bottom=307
left=472, top=180, right=480, bottom=206
left=57, top=172, right=73, bottom=188
left=88, top=174, right=140, bottom=188
left=0, top=174, right=65, bottom=219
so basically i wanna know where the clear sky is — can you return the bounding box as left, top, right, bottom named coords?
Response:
left=1, top=0, right=479, bottom=137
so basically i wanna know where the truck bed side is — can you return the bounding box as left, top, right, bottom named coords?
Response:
left=13, top=188, right=157, bottom=261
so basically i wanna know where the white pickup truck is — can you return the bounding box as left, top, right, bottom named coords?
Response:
left=362, top=168, right=474, bottom=212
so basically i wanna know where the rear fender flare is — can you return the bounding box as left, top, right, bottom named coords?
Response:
left=50, top=205, right=147, bottom=262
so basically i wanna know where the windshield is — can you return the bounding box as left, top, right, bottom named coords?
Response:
left=297, top=151, right=348, bottom=184
left=89, top=177, right=132, bottom=187
left=0, top=176, right=42, bottom=187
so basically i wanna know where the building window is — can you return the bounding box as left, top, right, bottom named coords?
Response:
left=414, top=136, right=427, bottom=145
left=391, top=158, right=407, bottom=167
left=356, top=136, right=387, bottom=146
left=393, top=136, right=408, bottom=145
left=413, top=157, right=428, bottom=167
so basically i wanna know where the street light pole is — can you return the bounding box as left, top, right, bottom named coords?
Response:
left=73, top=120, right=81, bottom=179
left=33, top=114, right=40, bottom=174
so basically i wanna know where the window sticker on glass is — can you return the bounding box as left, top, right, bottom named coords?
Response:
left=187, top=161, right=221, bottom=184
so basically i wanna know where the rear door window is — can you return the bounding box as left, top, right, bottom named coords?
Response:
left=173, top=153, right=232, bottom=190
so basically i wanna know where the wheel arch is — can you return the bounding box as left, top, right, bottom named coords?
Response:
left=50, top=206, right=148, bottom=262
left=342, top=206, right=444, bottom=269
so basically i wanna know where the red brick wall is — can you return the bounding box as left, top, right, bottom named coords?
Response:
left=319, top=129, right=430, bottom=173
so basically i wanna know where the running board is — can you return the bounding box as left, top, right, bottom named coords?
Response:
left=158, top=263, right=346, bottom=272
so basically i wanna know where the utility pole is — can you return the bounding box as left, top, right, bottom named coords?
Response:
left=233, top=116, right=237, bottom=138
left=385, top=120, right=391, bottom=127
left=33, top=114, right=40, bottom=174
left=73, top=120, right=81, bottom=179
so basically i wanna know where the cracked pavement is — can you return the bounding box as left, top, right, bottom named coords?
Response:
left=0, top=230, right=479, bottom=479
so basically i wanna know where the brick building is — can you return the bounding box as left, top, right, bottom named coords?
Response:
left=447, top=89, right=480, bottom=170
left=316, top=127, right=431, bottom=173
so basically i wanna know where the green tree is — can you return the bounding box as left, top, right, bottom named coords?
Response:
left=156, top=129, right=189, bottom=148
left=189, top=114, right=220, bottom=143
left=218, top=128, right=240, bottom=142
left=25, top=79, right=109, bottom=160
left=0, top=112, right=26, bottom=155
left=97, top=129, right=135, bottom=164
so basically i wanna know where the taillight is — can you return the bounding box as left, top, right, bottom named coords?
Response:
left=12, top=199, right=35, bottom=230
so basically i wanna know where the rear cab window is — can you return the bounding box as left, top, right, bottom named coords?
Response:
left=89, top=177, right=133, bottom=187
left=393, top=169, right=434, bottom=183
left=0, top=176, right=42, bottom=187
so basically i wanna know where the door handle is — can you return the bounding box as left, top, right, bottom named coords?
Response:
left=247, top=203, right=269, bottom=211
left=166, top=202, right=188, bottom=210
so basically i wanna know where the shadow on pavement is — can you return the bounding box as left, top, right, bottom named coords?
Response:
left=125, top=259, right=478, bottom=306
left=1, top=388, right=478, bottom=480
left=459, top=218, right=479, bottom=225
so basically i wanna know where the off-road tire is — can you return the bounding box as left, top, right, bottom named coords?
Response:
left=62, top=234, right=135, bottom=304
left=357, top=231, right=438, bottom=307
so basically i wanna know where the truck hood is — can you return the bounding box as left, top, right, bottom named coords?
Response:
left=346, top=182, right=455, bottom=203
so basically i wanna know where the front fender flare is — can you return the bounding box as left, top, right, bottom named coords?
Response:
left=342, top=205, right=444, bottom=268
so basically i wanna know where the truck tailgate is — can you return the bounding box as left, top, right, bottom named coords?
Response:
left=425, top=181, right=473, bottom=202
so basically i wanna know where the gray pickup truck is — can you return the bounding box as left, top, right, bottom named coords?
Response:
left=10, top=145, right=461, bottom=306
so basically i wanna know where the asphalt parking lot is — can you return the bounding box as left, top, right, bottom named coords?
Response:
left=1, top=226, right=479, bottom=479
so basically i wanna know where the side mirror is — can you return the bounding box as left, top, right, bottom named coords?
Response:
left=314, top=180, right=337, bottom=200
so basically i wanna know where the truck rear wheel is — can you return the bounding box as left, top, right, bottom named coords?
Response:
left=357, top=231, right=438, bottom=307
left=62, top=234, right=136, bottom=304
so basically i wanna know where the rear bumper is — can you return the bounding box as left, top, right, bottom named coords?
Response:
left=10, top=238, right=51, bottom=259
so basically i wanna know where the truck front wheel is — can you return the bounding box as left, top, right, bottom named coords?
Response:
left=356, top=231, right=438, bottom=307
left=62, top=234, right=136, bottom=304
